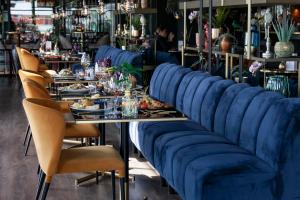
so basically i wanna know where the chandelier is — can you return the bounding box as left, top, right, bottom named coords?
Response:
left=96, top=0, right=105, bottom=14
left=118, top=0, right=135, bottom=13
left=82, top=0, right=90, bottom=16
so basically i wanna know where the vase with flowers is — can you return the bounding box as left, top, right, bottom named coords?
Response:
left=108, top=62, right=141, bottom=91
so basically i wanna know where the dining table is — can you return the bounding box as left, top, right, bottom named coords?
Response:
left=64, top=97, right=188, bottom=200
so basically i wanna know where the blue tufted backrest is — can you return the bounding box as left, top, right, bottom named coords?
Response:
left=114, top=51, right=143, bottom=68
left=175, top=73, right=234, bottom=131
left=176, top=71, right=209, bottom=113
left=256, top=98, right=300, bottom=169
left=94, top=45, right=143, bottom=69
left=239, top=91, right=283, bottom=154
left=149, top=63, right=191, bottom=106
left=94, top=45, right=111, bottom=62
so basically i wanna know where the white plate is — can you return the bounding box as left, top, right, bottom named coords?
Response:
left=63, top=87, right=91, bottom=93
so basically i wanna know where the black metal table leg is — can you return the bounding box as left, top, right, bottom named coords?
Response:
left=98, top=123, right=106, bottom=145
left=120, top=122, right=129, bottom=200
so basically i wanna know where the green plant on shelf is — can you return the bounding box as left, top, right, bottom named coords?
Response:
left=272, top=17, right=295, bottom=42
left=213, top=7, right=230, bottom=28
left=131, top=15, right=142, bottom=30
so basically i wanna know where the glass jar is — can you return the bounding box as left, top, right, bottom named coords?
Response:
left=122, top=91, right=138, bottom=117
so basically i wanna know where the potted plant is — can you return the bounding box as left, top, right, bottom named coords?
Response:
left=108, top=62, right=141, bottom=90
left=273, top=16, right=295, bottom=57
left=131, top=15, right=141, bottom=37
left=212, top=7, right=230, bottom=40
left=117, top=38, right=127, bottom=50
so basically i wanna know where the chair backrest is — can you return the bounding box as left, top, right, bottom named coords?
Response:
left=23, top=98, right=65, bottom=176
left=17, top=47, right=40, bottom=72
left=22, top=78, right=50, bottom=99
left=19, top=70, right=46, bottom=86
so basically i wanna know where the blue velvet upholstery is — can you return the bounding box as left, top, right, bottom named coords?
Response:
left=156, top=51, right=179, bottom=65
left=129, top=62, right=300, bottom=200
left=72, top=45, right=143, bottom=80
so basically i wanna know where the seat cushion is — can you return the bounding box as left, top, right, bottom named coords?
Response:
left=65, top=124, right=100, bottom=138
left=57, top=146, right=125, bottom=177
left=129, top=120, right=205, bottom=162
left=152, top=130, right=275, bottom=200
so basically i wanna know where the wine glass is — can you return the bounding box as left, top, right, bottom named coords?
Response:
left=81, top=53, right=91, bottom=69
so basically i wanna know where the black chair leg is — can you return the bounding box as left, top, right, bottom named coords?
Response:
left=37, top=165, right=41, bottom=175
left=111, top=171, right=116, bottom=200
left=36, top=171, right=45, bottom=200
left=41, top=182, right=50, bottom=200
left=120, top=178, right=125, bottom=200
left=24, top=133, right=32, bottom=156
left=96, top=171, right=99, bottom=184
left=23, top=124, right=30, bottom=146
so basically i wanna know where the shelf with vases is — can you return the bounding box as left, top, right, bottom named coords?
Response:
left=114, top=8, right=157, bottom=15
left=179, top=0, right=300, bottom=9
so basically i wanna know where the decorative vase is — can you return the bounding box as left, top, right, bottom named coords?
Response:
left=141, top=0, right=148, bottom=9
left=265, top=75, right=290, bottom=96
left=212, top=28, right=221, bottom=40
left=132, top=29, right=139, bottom=37
left=220, top=35, right=232, bottom=53
left=274, top=42, right=294, bottom=58
left=195, top=33, right=200, bottom=47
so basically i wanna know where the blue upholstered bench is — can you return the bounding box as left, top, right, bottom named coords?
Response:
left=72, top=45, right=143, bottom=82
left=129, top=63, right=300, bottom=200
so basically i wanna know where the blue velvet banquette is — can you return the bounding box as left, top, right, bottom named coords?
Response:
left=130, top=63, right=300, bottom=200
left=72, top=45, right=143, bottom=72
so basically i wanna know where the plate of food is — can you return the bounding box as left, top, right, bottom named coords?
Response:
left=70, top=99, right=113, bottom=113
left=138, top=96, right=172, bottom=110
left=58, top=69, right=74, bottom=77
left=61, top=84, right=90, bottom=93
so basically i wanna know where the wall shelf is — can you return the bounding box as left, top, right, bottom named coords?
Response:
left=179, top=0, right=300, bottom=9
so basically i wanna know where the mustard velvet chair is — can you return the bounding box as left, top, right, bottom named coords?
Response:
left=20, top=76, right=100, bottom=156
left=16, top=47, right=55, bottom=83
left=23, top=98, right=125, bottom=200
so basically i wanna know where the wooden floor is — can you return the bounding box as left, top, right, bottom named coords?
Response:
left=0, top=77, right=180, bottom=200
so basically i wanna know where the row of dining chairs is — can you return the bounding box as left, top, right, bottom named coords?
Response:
left=17, top=48, right=126, bottom=200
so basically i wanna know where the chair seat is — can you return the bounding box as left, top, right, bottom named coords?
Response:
left=129, top=120, right=206, bottom=163
left=57, top=146, right=125, bottom=177
left=153, top=130, right=275, bottom=200
left=65, top=124, right=99, bottom=138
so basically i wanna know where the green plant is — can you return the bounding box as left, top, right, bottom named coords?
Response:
left=117, top=38, right=127, bottom=47
left=272, top=17, right=295, bottom=42
left=131, top=16, right=141, bottom=30
left=213, top=7, right=230, bottom=28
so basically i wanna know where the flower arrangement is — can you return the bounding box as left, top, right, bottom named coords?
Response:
left=97, top=57, right=112, bottom=68
left=249, top=61, right=263, bottom=76
left=188, top=11, right=199, bottom=23
left=108, top=62, right=141, bottom=89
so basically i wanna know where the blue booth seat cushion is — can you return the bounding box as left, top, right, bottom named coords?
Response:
left=182, top=153, right=275, bottom=200
left=129, top=120, right=206, bottom=161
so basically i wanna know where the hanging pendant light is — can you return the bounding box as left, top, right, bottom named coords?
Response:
left=96, top=0, right=105, bottom=14
left=82, top=0, right=90, bottom=16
